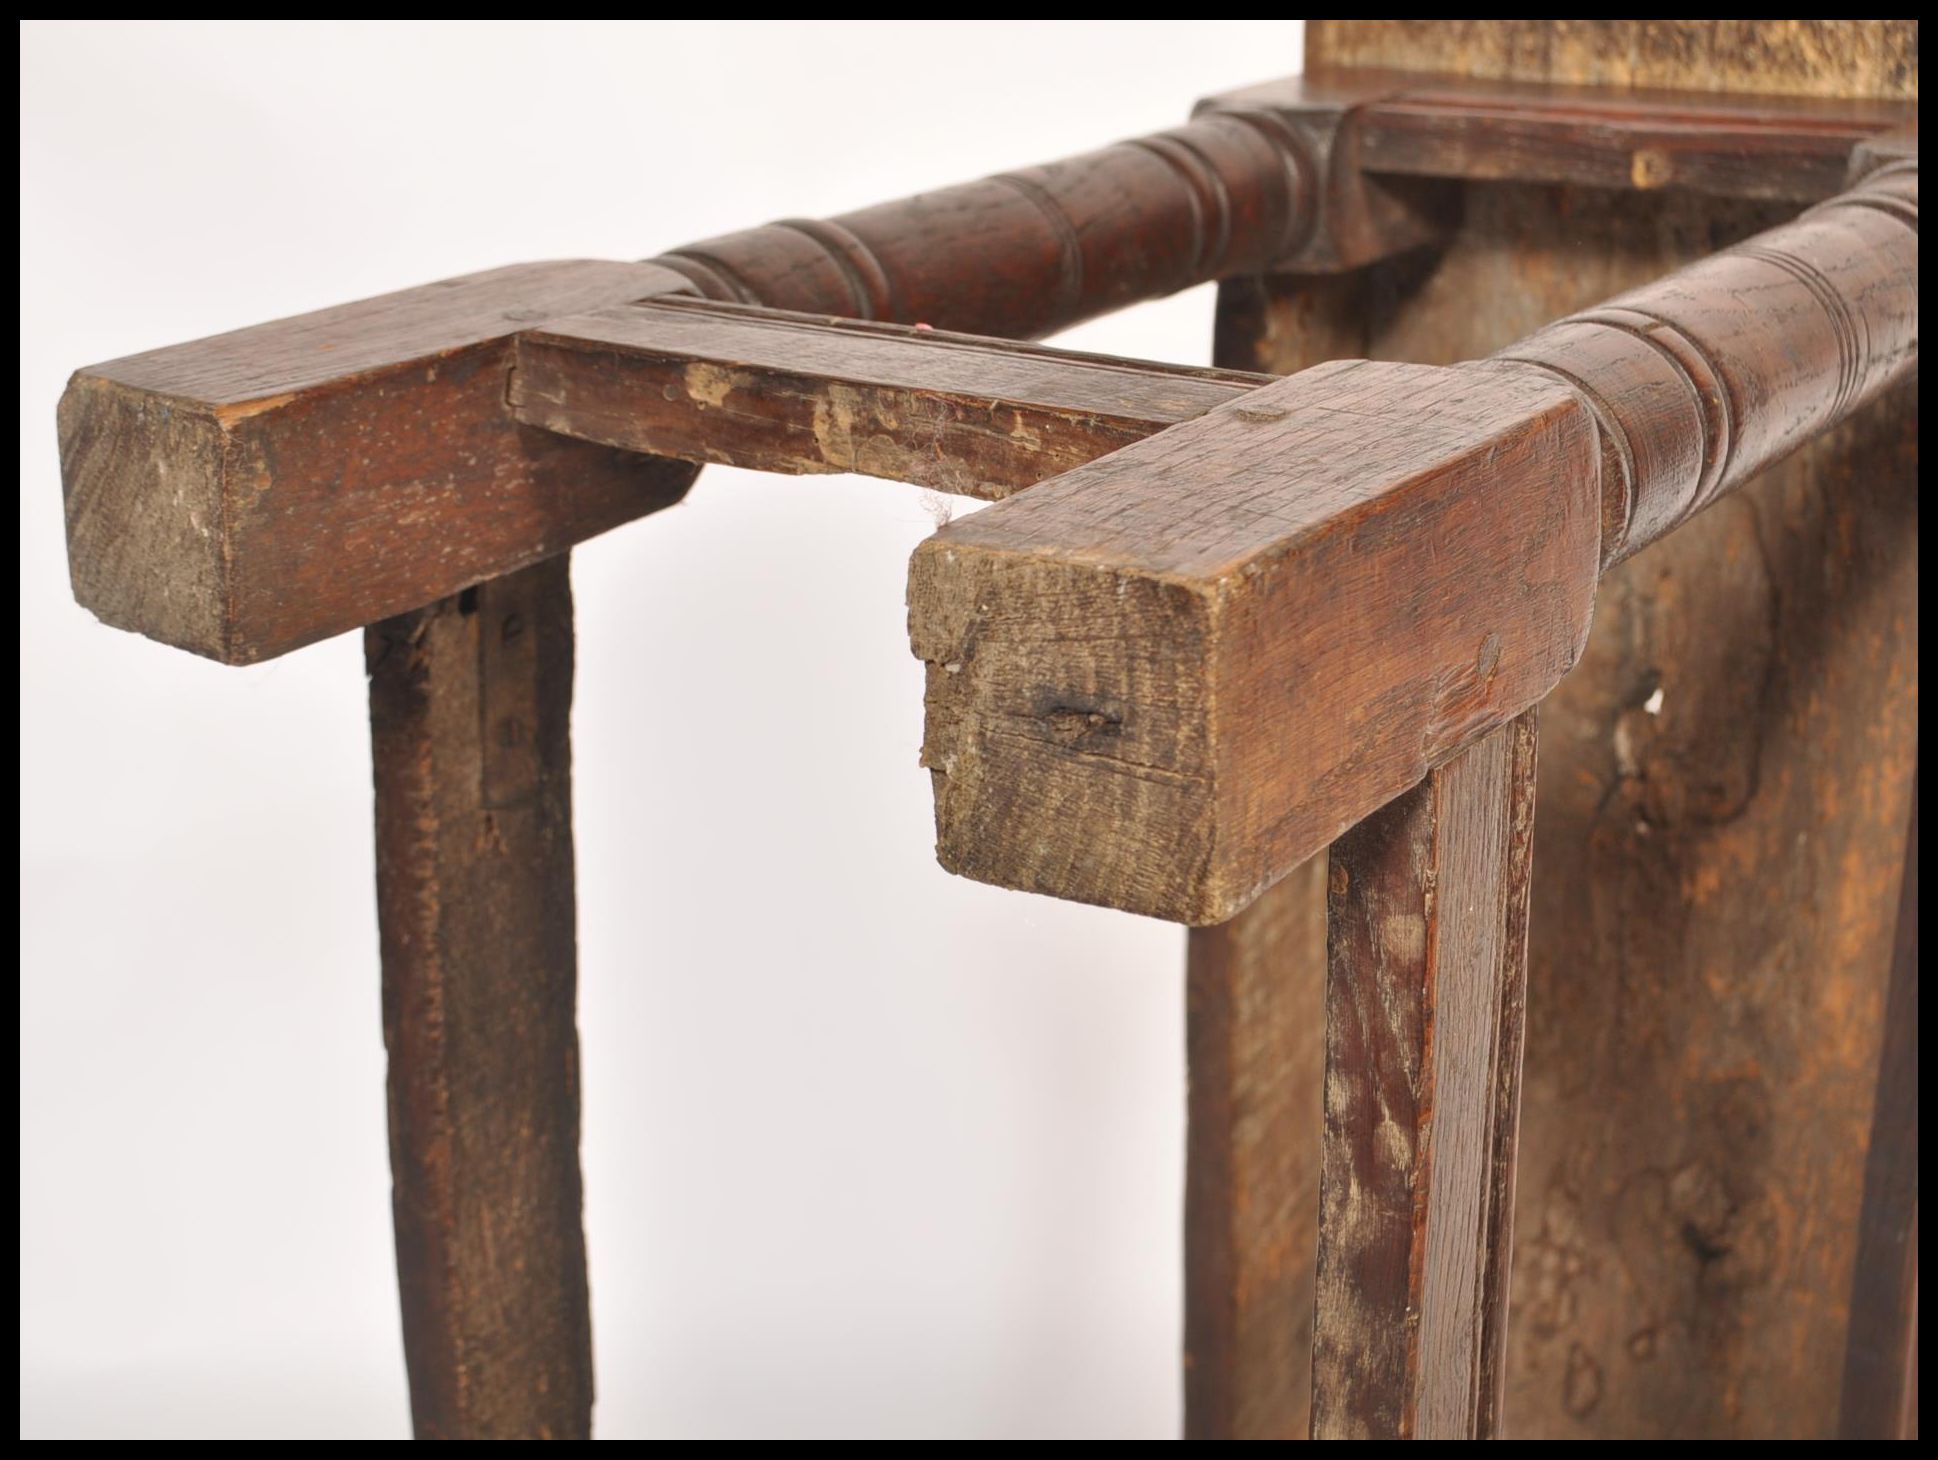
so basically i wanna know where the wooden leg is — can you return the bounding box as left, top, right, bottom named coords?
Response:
left=1840, top=786, right=1919, bottom=1440
left=1184, top=857, right=1327, bottom=1439
left=1311, top=712, right=1537, bottom=1439
left=367, top=553, right=593, bottom=1440
left=1181, top=270, right=1371, bottom=1442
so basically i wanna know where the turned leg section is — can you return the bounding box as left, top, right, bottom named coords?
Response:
left=1311, top=711, right=1538, bottom=1439
left=367, top=554, right=593, bottom=1440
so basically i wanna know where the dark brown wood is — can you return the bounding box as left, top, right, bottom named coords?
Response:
left=60, top=65, right=1898, bottom=667
left=58, top=262, right=698, bottom=663
left=367, top=554, right=591, bottom=1440
left=1243, top=17, right=1923, bottom=1440
left=1491, top=162, right=1918, bottom=562
left=1184, top=858, right=1329, bottom=1440
left=512, top=297, right=1268, bottom=499
left=55, top=92, right=1444, bottom=667
left=648, top=93, right=1445, bottom=334
left=907, top=360, right=1599, bottom=925
left=906, top=158, right=1915, bottom=925
left=1311, top=712, right=1537, bottom=1439
left=1182, top=269, right=1373, bottom=1444
left=1356, top=77, right=1910, bottom=202
left=1839, top=787, right=1920, bottom=1440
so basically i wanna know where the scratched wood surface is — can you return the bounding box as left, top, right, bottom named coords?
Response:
left=1308, top=21, right=1919, bottom=102
left=367, top=555, right=592, bottom=1440
left=648, top=105, right=1345, bottom=334
left=1214, top=18, right=1922, bottom=1439
left=1184, top=857, right=1329, bottom=1439
left=1353, top=78, right=1909, bottom=202
left=512, top=298, right=1267, bottom=498
left=59, top=262, right=697, bottom=663
left=1312, top=712, right=1537, bottom=1439
left=1182, top=267, right=1373, bottom=1441
left=907, top=360, right=1600, bottom=925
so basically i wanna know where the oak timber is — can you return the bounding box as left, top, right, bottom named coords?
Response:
left=907, top=157, right=1915, bottom=925
left=1184, top=858, right=1329, bottom=1439
left=1355, top=78, right=1911, bottom=202
left=1181, top=275, right=1371, bottom=1442
left=511, top=298, right=1268, bottom=499
left=59, top=262, right=698, bottom=663
left=1838, top=789, right=1920, bottom=1440
left=908, top=360, right=1599, bottom=925
left=1220, top=16, right=1923, bottom=1440
left=368, top=555, right=592, bottom=1440
left=1490, top=163, right=1918, bottom=562
left=1306, top=21, right=1920, bottom=102
left=1311, top=713, right=1537, bottom=1439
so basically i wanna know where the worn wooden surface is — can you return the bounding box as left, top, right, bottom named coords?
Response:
left=59, top=262, right=698, bottom=663
left=1311, top=713, right=1537, bottom=1439
left=1490, top=164, right=1918, bottom=562
left=512, top=298, right=1267, bottom=499
left=1180, top=273, right=1371, bottom=1442
left=1184, top=858, right=1329, bottom=1440
left=1839, top=788, right=1920, bottom=1440
left=1308, top=21, right=1920, bottom=102
left=1210, top=17, right=1923, bottom=1440
left=908, top=360, right=1599, bottom=925
left=647, top=92, right=1443, bottom=332
left=367, top=555, right=592, bottom=1440
left=57, top=84, right=1448, bottom=670
left=1354, top=77, right=1910, bottom=202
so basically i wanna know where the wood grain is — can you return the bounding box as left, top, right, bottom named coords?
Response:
left=907, top=360, right=1600, bottom=925
left=1311, top=713, right=1537, bottom=1439
left=1182, top=269, right=1371, bottom=1443
left=1490, top=162, right=1918, bottom=562
left=1308, top=21, right=1920, bottom=102
left=1215, top=18, right=1922, bottom=1438
left=1839, top=787, right=1920, bottom=1440
left=1185, top=858, right=1329, bottom=1439
left=55, top=90, right=1433, bottom=667
left=512, top=297, right=1267, bottom=499
left=646, top=92, right=1443, bottom=333
left=367, top=555, right=592, bottom=1440
left=59, top=262, right=698, bottom=664
left=1359, top=81, right=1904, bottom=202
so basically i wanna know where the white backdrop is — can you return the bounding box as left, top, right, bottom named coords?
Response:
left=20, top=20, right=1305, bottom=1439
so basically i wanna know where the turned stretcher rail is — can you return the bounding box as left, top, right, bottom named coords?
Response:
left=904, top=160, right=1918, bottom=923
left=56, top=75, right=1907, bottom=665
left=48, top=49, right=1917, bottom=1444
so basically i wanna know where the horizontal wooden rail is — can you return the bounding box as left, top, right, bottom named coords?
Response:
left=57, top=83, right=1442, bottom=665
left=1350, top=74, right=1911, bottom=201
left=509, top=298, right=1270, bottom=498
left=1492, top=159, right=1919, bottom=562
left=905, top=161, right=1917, bottom=922
left=646, top=111, right=1315, bottom=334
left=58, top=72, right=1905, bottom=665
